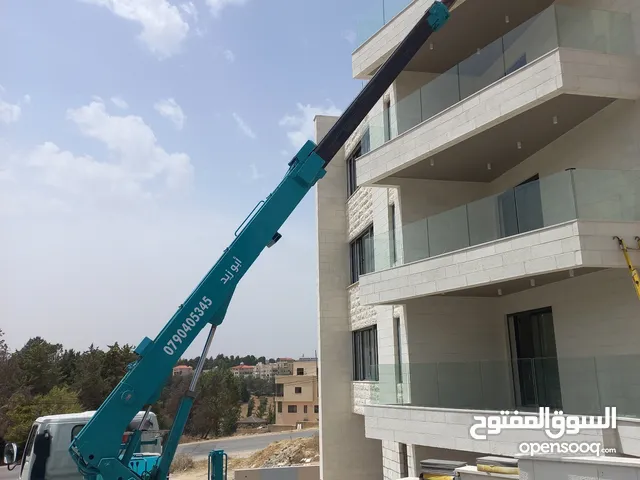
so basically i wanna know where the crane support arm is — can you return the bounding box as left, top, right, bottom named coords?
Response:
left=68, top=2, right=456, bottom=480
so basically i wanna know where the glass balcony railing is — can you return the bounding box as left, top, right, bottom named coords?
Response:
left=358, top=4, right=635, bottom=155
left=371, top=168, right=640, bottom=272
left=362, top=354, right=640, bottom=418
left=355, top=0, right=412, bottom=48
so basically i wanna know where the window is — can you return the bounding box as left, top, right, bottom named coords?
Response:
left=275, top=383, right=284, bottom=397
left=399, top=443, right=408, bottom=477
left=20, top=424, right=39, bottom=476
left=508, top=306, right=561, bottom=410
left=71, top=424, right=85, bottom=440
left=295, top=387, right=302, bottom=394
left=389, top=204, right=397, bottom=265
left=350, top=225, right=375, bottom=284
left=383, top=99, right=391, bottom=142
left=296, top=368, right=304, bottom=375
left=352, top=325, right=379, bottom=381
left=304, top=405, right=308, bottom=414
left=277, top=402, right=282, bottom=413
left=288, top=405, right=297, bottom=413
left=314, top=405, right=319, bottom=414
left=395, top=316, right=403, bottom=383
left=361, top=128, right=370, bottom=154
left=346, top=143, right=361, bottom=197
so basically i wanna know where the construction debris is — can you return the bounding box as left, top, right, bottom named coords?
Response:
left=233, top=434, right=320, bottom=469
left=169, top=434, right=320, bottom=480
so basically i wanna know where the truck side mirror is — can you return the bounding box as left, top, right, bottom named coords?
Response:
left=3, top=442, right=18, bottom=465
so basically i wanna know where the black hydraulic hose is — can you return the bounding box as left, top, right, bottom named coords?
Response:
left=314, top=0, right=457, bottom=167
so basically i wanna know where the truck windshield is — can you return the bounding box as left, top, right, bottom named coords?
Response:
left=20, top=424, right=39, bottom=476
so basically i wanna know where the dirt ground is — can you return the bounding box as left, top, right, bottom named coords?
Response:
left=170, top=435, right=319, bottom=480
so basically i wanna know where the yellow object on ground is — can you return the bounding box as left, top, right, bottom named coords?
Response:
left=477, top=464, right=519, bottom=475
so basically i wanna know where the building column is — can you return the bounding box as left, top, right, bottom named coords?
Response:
left=315, top=115, right=383, bottom=480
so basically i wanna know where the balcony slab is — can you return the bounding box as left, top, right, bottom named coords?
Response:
left=356, top=49, right=640, bottom=187
left=363, top=404, right=608, bottom=455
left=352, top=0, right=550, bottom=80
left=364, top=405, right=640, bottom=458
left=359, top=220, right=640, bottom=305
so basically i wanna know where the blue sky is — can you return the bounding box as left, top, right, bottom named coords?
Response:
left=0, top=0, right=379, bottom=359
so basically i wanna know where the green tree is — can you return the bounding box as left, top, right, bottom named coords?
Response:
left=13, top=337, right=63, bottom=396
left=59, top=349, right=79, bottom=386
left=74, top=345, right=107, bottom=409
left=267, top=404, right=275, bottom=424
left=239, top=380, right=250, bottom=403
left=0, top=329, right=20, bottom=441
left=101, top=343, right=137, bottom=391
left=246, top=397, right=254, bottom=417
left=153, top=374, right=190, bottom=430
left=189, top=369, right=241, bottom=438
left=0, top=328, right=8, bottom=362
left=5, top=386, right=82, bottom=442
left=256, top=396, right=268, bottom=418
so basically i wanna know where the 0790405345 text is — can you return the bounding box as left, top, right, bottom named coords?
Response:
left=163, top=296, right=213, bottom=356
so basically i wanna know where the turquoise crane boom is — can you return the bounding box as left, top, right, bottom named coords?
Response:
left=68, top=2, right=455, bottom=480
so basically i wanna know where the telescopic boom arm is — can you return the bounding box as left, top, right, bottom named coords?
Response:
left=68, top=2, right=455, bottom=480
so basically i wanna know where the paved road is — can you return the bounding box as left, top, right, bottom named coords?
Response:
left=0, top=466, right=17, bottom=480
left=0, top=429, right=318, bottom=479
left=177, top=429, right=317, bottom=460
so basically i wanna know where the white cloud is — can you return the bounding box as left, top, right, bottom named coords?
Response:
left=0, top=88, right=21, bottom=124
left=232, top=112, right=256, bottom=139
left=111, top=96, right=129, bottom=109
left=154, top=97, right=186, bottom=130
left=79, top=0, right=191, bottom=58
left=279, top=101, right=342, bottom=150
left=206, top=0, right=249, bottom=17
left=1, top=98, right=194, bottom=215
left=180, top=1, right=198, bottom=20
left=23, top=94, right=31, bottom=105
left=223, top=49, right=235, bottom=62
left=343, top=29, right=357, bottom=45
left=249, top=163, right=262, bottom=181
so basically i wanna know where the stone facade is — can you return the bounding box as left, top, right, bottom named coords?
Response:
left=317, top=1, right=640, bottom=479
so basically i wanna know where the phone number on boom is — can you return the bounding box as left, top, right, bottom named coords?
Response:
left=163, top=296, right=212, bottom=356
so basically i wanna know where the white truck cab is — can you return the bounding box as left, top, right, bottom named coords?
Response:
left=3, top=410, right=162, bottom=480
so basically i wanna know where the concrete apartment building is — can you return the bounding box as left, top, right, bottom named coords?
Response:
left=172, top=365, right=193, bottom=377
left=230, top=358, right=295, bottom=379
left=275, top=359, right=319, bottom=426
left=315, top=1, right=640, bottom=479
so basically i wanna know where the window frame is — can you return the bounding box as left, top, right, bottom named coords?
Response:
left=383, top=99, right=391, bottom=142
left=350, top=224, right=375, bottom=284
left=287, top=405, right=297, bottom=413
left=352, top=325, right=379, bottom=381
left=389, top=204, right=397, bottom=265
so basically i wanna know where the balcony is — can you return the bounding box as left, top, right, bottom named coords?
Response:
left=362, top=354, right=640, bottom=454
left=354, top=4, right=639, bottom=186
left=351, top=0, right=558, bottom=79
left=354, top=0, right=411, bottom=49
left=359, top=168, right=640, bottom=304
